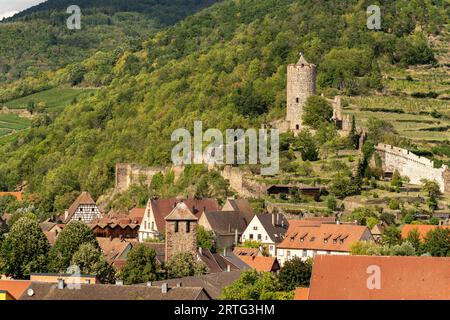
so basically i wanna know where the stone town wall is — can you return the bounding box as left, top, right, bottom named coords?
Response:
left=221, top=165, right=266, bottom=198
left=115, top=163, right=165, bottom=191
left=375, top=143, right=450, bottom=193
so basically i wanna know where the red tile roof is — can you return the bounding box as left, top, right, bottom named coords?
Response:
left=0, top=192, right=23, bottom=201
left=0, top=280, right=31, bottom=300
left=237, top=256, right=280, bottom=272
left=401, top=224, right=450, bottom=240
left=309, top=255, right=450, bottom=300
left=278, top=224, right=372, bottom=252
left=294, top=287, right=309, bottom=300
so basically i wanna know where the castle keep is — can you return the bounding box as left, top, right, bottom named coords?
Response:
left=286, top=53, right=317, bottom=131
left=374, top=143, right=450, bottom=193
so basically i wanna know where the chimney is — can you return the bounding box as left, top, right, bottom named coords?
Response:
left=57, top=279, right=65, bottom=290
left=235, top=228, right=238, bottom=246
left=272, top=214, right=276, bottom=226
left=115, top=280, right=123, bottom=286
left=226, top=265, right=231, bottom=272
left=223, top=247, right=227, bottom=257
left=161, top=283, right=168, bottom=294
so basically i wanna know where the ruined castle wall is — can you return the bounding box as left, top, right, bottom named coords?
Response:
left=376, top=143, right=449, bottom=192
left=221, top=166, right=266, bottom=198
left=115, top=163, right=166, bottom=192
left=286, top=63, right=316, bottom=130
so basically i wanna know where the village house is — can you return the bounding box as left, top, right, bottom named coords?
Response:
left=303, top=255, right=450, bottom=300
left=198, top=211, right=248, bottom=249
left=63, top=191, right=102, bottom=224
left=241, top=213, right=288, bottom=256
left=29, top=274, right=99, bottom=285
left=276, top=223, right=374, bottom=266
left=39, top=219, right=63, bottom=245
left=401, top=224, right=450, bottom=240
left=96, top=237, right=135, bottom=270
left=236, top=255, right=280, bottom=273
left=138, top=198, right=220, bottom=242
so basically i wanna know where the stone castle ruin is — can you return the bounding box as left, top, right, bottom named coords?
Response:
left=374, top=143, right=450, bottom=193
left=115, top=163, right=184, bottom=192
left=274, top=53, right=351, bottom=134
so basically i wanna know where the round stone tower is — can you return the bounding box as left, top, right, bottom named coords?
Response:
left=286, top=53, right=317, bottom=131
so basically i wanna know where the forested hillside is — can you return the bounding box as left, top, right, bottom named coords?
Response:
left=0, top=0, right=219, bottom=83
left=0, top=0, right=448, bottom=214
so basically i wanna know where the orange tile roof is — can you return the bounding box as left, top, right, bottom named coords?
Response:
left=237, top=256, right=279, bottom=272
left=401, top=224, right=450, bottom=240
left=0, top=192, right=23, bottom=201
left=0, top=280, right=31, bottom=300
left=309, top=255, right=450, bottom=300
left=294, top=287, right=309, bottom=300
left=278, top=224, right=372, bottom=252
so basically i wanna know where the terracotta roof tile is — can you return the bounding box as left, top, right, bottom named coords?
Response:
left=278, top=224, right=373, bottom=252
left=294, top=287, right=309, bottom=300
left=401, top=224, right=450, bottom=240
left=237, top=256, right=280, bottom=272
left=0, top=280, right=31, bottom=299
left=309, top=255, right=450, bottom=300
left=0, top=192, right=23, bottom=201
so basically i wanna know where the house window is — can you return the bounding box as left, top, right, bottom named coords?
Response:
left=258, top=234, right=262, bottom=240
left=279, top=249, right=284, bottom=256
left=296, top=124, right=299, bottom=130
left=92, top=208, right=95, bottom=212
left=249, top=234, right=253, bottom=240
left=265, top=235, right=268, bottom=240
left=151, top=222, right=155, bottom=231
left=186, top=222, right=190, bottom=233
left=253, top=226, right=258, bottom=231
left=302, top=250, right=307, bottom=257
left=287, top=250, right=291, bottom=257
left=296, top=98, right=299, bottom=103
left=269, top=245, right=274, bottom=251
left=175, top=221, right=179, bottom=233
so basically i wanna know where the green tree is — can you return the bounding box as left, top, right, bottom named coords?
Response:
left=220, top=270, right=290, bottom=300
left=48, top=221, right=98, bottom=272
left=197, top=225, right=215, bottom=251
left=391, top=170, right=402, bottom=188
left=165, top=252, right=208, bottom=279
left=405, top=229, right=421, bottom=253
left=278, top=257, right=312, bottom=291
left=71, top=243, right=116, bottom=284
left=381, top=226, right=401, bottom=246
left=294, top=129, right=319, bottom=161
left=421, top=228, right=450, bottom=257
left=119, top=244, right=161, bottom=285
left=348, top=115, right=359, bottom=149
left=325, top=195, right=337, bottom=211
left=302, top=96, right=333, bottom=129
left=0, top=217, right=49, bottom=278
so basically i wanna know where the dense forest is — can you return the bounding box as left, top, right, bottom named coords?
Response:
left=0, top=0, right=219, bottom=83
left=0, top=0, right=448, bottom=215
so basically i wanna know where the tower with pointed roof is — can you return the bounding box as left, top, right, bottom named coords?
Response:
left=164, top=202, right=198, bottom=261
left=286, top=53, right=317, bottom=131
